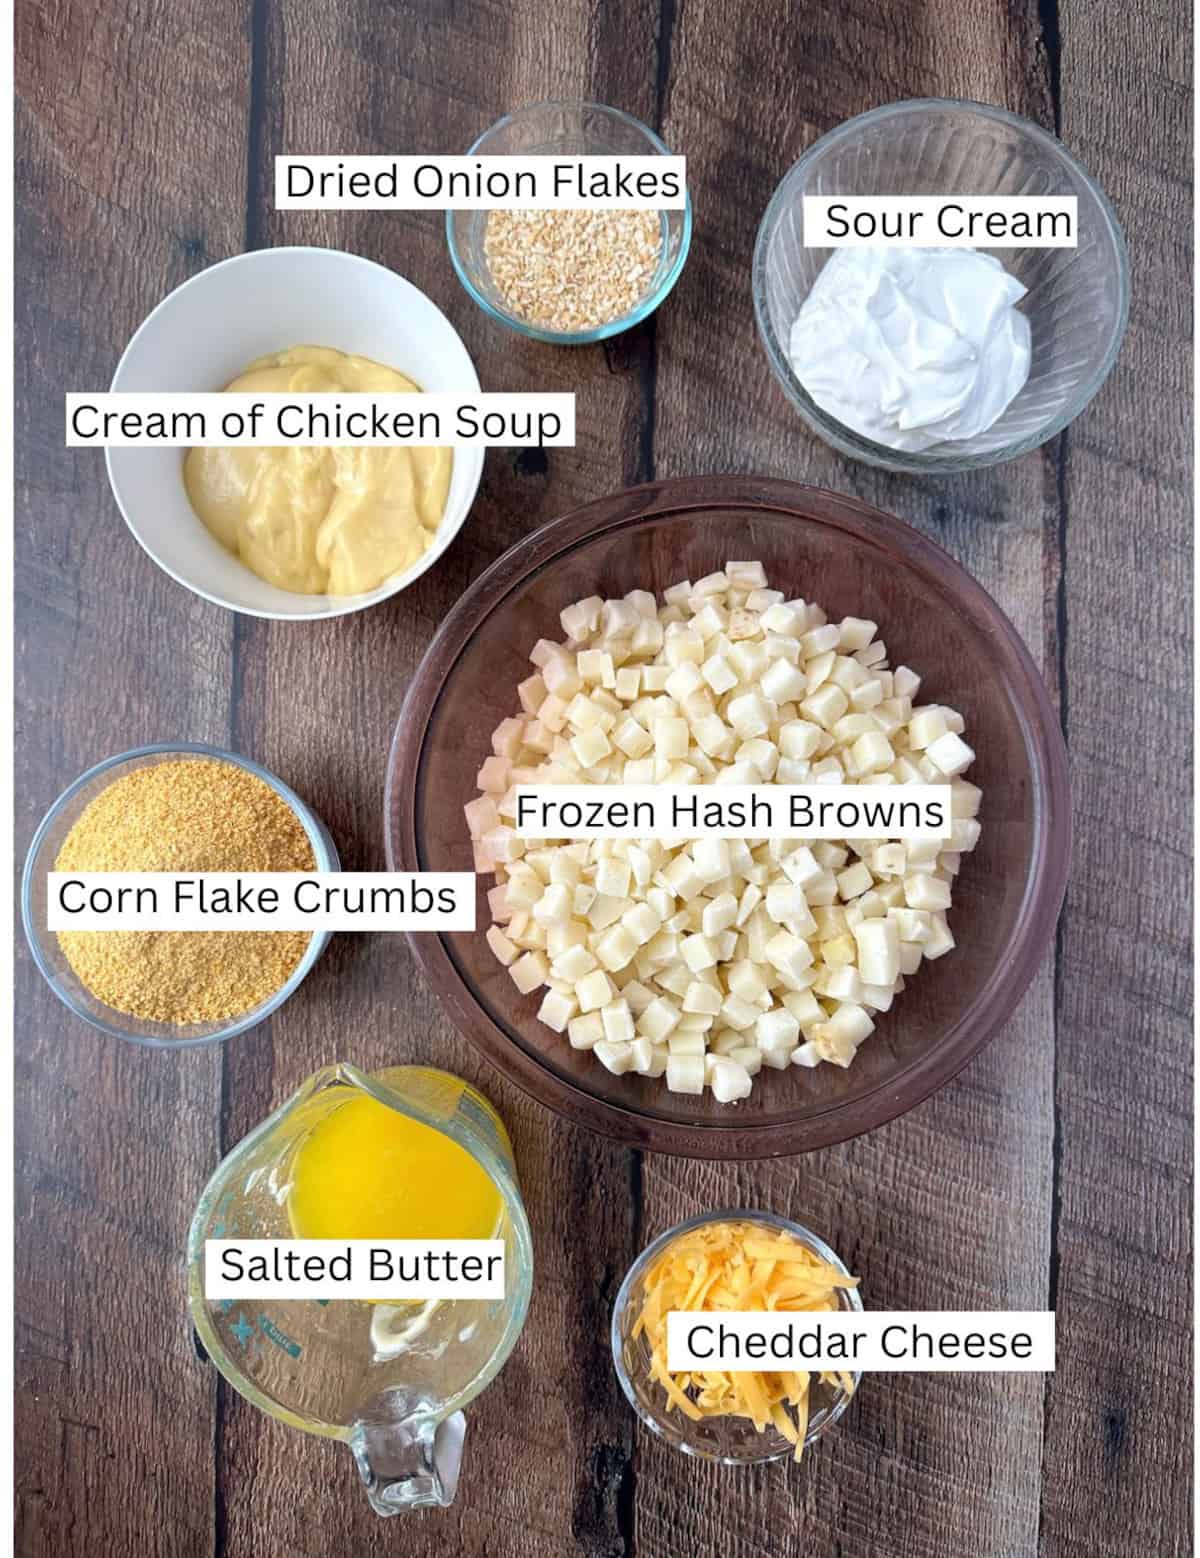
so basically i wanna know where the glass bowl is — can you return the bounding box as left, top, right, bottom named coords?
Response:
left=385, top=476, right=1070, bottom=1158
left=21, top=742, right=340, bottom=1047
left=447, top=100, right=692, bottom=344
left=753, top=98, right=1130, bottom=472
left=610, top=1210, right=862, bottom=1462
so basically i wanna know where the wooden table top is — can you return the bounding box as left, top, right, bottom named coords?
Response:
left=15, top=2, right=1193, bottom=1554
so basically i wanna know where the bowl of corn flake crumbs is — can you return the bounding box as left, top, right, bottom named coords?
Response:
left=447, top=100, right=692, bottom=344
left=21, top=743, right=340, bottom=1046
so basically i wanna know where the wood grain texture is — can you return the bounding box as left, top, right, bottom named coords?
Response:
left=13, top=0, right=1192, bottom=1555
left=638, top=6, right=1060, bottom=1555
left=14, top=0, right=248, bottom=1552
left=214, top=3, right=659, bottom=1554
left=1037, top=4, right=1193, bottom=1555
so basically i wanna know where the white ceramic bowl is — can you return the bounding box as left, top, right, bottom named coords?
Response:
left=107, top=246, right=484, bottom=619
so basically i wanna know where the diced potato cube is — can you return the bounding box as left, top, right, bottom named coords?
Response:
left=726, top=691, right=772, bottom=739
left=828, top=859, right=868, bottom=900
left=486, top=925, right=518, bottom=966
left=654, top=717, right=690, bottom=759
left=517, top=673, right=547, bottom=715
left=691, top=837, right=730, bottom=884
left=542, top=657, right=582, bottom=699
left=801, top=683, right=849, bottom=729
left=755, top=657, right=803, bottom=707
left=925, top=730, right=975, bottom=776
left=923, top=913, right=956, bottom=959
left=601, top=999, right=636, bottom=1044
left=709, top=1057, right=752, bottom=1103
left=537, top=988, right=578, bottom=1032
left=464, top=794, right=500, bottom=839
left=850, top=730, right=894, bottom=774
left=782, top=988, right=824, bottom=1028
left=853, top=917, right=900, bottom=986
left=764, top=931, right=813, bottom=984
left=701, top=654, right=738, bottom=694
left=567, top=1012, right=604, bottom=1049
left=683, top=981, right=723, bottom=1016
left=756, top=1007, right=801, bottom=1052
left=903, top=874, right=952, bottom=911
left=702, top=892, right=738, bottom=937
left=838, top=616, right=877, bottom=651
left=637, top=997, right=681, bottom=1044
left=595, top=857, right=632, bottom=898
left=680, top=934, right=718, bottom=972
left=570, top=725, right=613, bottom=769
left=533, top=883, right=573, bottom=925
left=666, top=1055, right=705, bottom=1094
left=593, top=1039, right=635, bottom=1075
left=595, top=924, right=638, bottom=973
left=779, top=720, right=822, bottom=760
left=510, top=951, right=548, bottom=994
left=823, top=1001, right=875, bottom=1051
left=492, top=717, right=526, bottom=758
left=908, top=707, right=949, bottom=750
left=575, top=968, right=615, bottom=1013
left=614, top=666, right=641, bottom=701
left=664, top=662, right=704, bottom=703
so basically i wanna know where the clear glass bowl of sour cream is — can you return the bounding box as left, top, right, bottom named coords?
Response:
left=752, top=99, right=1130, bottom=473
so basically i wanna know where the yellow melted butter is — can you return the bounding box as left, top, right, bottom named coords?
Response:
left=285, top=1089, right=502, bottom=1245
left=184, top=346, right=452, bottom=597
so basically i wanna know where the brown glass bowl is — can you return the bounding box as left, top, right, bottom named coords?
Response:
left=385, top=477, right=1069, bottom=1158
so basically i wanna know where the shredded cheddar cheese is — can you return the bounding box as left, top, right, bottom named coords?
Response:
left=633, top=1219, right=858, bottom=1460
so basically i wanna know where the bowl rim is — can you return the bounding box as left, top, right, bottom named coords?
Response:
left=385, top=475, right=1071, bottom=1158
left=21, top=741, right=340, bottom=1046
left=609, top=1208, right=862, bottom=1462
left=751, top=96, right=1132, bottom=473
left=106, top=245, right=485, bottom=620
left=446, top=99, right=693, bottom=345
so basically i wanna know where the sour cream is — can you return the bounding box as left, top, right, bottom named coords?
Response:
left=787, top=246, right=1032, bottom=452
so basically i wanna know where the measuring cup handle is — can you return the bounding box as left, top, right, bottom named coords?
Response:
left=350, top=1411, right=466, bottom=1514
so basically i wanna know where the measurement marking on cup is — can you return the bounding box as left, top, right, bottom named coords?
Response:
left=230, top=1313, right=256, bottom=1346
left=259, top=1315, right=302, bottom=1359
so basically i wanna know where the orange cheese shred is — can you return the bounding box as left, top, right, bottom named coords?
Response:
left=634, top=1219, right=858, bottom=1463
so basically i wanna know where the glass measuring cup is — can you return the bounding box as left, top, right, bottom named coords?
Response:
left=187, top=1063, right=533, bottom=1514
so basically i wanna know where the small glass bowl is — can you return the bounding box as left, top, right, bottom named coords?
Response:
left=753, top=98, right=1130, bottom=472
left=611, top=1210, right=862, bottom=1463
left=447, top=100, right=692, bottom=345
left=21, top=742, right=340, bottom=1047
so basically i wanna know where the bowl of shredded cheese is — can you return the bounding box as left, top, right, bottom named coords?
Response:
left=610, top=1210, right=862, bottom=1463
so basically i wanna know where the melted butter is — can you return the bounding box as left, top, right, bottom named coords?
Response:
left=184, top=346, right=452, bottom=595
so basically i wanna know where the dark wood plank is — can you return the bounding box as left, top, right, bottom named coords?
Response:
left=13, top=0, right=250, bottom=1554
left=1039, top=5, right=1193, bottom=1554
left=638, top=4, right=1064, bottom=1555
left=211, top=2, right=662, bottom=1553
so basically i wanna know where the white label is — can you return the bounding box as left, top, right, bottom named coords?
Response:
left=65, top=392, right=575, bottom=448
left=513, top=785, right=951, bottom=840
left=803, top=195, right=1078, bottom=248
left=205, top=1240, right=506, bottom=1301
left=275, top=155, right=687, bottom=210
left=46, top=872, right=476, bottom=931
left=665, top=1311, right=1055, bottom=1372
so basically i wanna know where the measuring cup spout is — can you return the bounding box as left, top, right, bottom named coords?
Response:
left=350, top=1405, right=467, bottom=1513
